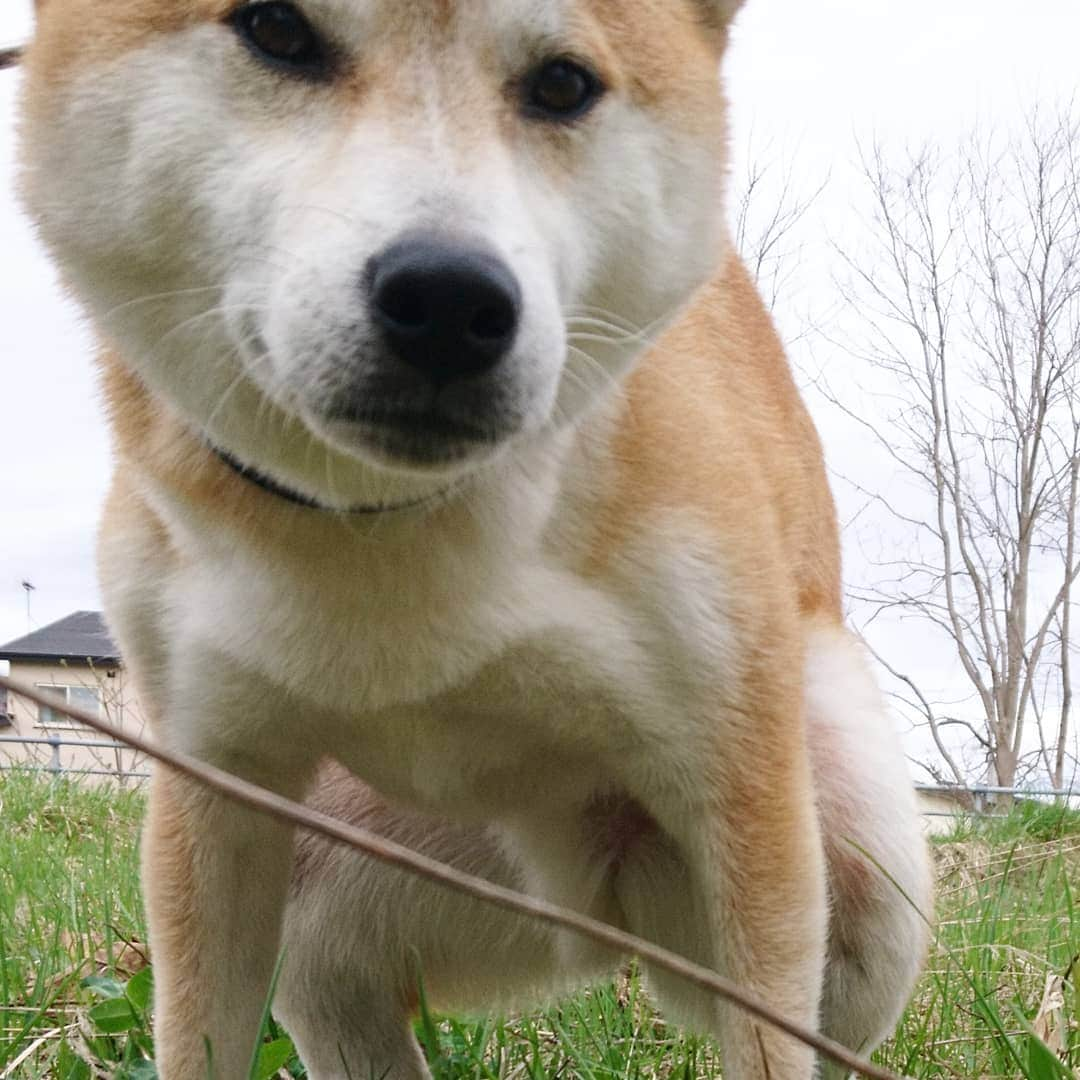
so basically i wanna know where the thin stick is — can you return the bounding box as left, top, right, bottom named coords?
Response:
left=0, top=673, right=904, bottom=1080
left=0, top=47, right=23, bottom=70
left=1, top=1027, right=72, bottom=1079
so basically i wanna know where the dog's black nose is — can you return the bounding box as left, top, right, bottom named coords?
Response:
left=368, top=234, right=522, bottom=383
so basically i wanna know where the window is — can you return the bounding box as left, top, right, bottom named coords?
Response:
left=35, top=684, right=102, bottom=729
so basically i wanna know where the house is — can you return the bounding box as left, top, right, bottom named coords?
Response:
left=0, top=611, right=147, bottom=781
left=915, top=783, right=975, bottom=835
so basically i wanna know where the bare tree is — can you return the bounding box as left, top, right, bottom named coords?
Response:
left=731, top=136, right=827, bottom=314
left=825, top=107, right=1080, bottom=791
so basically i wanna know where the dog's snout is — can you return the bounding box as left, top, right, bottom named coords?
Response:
left=368, top=234, right=522, bottom=383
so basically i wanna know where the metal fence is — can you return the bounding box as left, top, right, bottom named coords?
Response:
left=1, top=740, right=1077, bottom=806
left=914, top=780, right=1080, bottom=814
left=0, top=734, right=150, bottom=781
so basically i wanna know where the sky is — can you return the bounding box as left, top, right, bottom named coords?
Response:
left=2, top=0, right=1079, bottom=773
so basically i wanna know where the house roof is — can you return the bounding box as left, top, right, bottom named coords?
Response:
left=0, top=611, right=120, bottom=665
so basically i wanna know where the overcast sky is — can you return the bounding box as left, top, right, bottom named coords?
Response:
left=2, top=0, right=1079, bottom=768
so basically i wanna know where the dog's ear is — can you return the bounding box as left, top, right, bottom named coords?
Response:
left=0, top=0, right=39, bottom=69
left=696, top=0, right=744, bottom=28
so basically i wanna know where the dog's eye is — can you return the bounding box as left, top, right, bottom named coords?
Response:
left=232, top=2, right=326, bottom=73
left=525, top=59, right=604, bottom=121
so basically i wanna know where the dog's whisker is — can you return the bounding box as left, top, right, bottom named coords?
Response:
left=274, top=203, right=364, bottom=228
left=564, top=316, right=646, bottom=340
left=205, top=366, right=252, bottom=435
left=564, top=305, right=645, bottom=333
left=565, top=345, right=626, bottom=396
left=566, top=330, right=645, bottom=349
left=101, top=285, right=231, bottom=323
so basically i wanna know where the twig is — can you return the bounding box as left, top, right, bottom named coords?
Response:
left=0, top=673, right=904, bottom=1080
left=1, top=1026, right=72, bottom=1078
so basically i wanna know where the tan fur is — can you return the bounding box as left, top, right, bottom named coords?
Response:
left=588, top=258, right=841, bottom=617
left=143, top=769, right=311, bottom=1075
left=23, top=0, right=233, bottom=93
left=140, top=771, right=213, bottom=1066
left=19, top=0, right=930, bottom=1076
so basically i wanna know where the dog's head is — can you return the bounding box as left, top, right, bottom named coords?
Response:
left=20, top=0, right=741, bottom=506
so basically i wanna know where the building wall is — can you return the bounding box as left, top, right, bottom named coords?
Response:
left=917, top=789, right=968, bottom=835
left=0, top=659, right=148, bottom=781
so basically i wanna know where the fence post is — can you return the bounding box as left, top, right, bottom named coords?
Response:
left=48, top=737, right=61, bottom=774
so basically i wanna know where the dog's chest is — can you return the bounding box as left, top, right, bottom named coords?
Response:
left=320, top=543, right=731, bottom=815
left=324, top=624, right=669, bottom=815
left=183, top=505, right=733, bottom=814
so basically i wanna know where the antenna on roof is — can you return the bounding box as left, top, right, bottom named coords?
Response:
left=21, top=581, right=35, bottom=632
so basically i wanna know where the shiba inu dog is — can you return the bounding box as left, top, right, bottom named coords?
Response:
left=17, top=0, right=932, bottom=1076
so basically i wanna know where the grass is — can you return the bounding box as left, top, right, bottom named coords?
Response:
left=1, top=768, right=1078, bottom=1078
left=0, top=771, right=147, bottom=1078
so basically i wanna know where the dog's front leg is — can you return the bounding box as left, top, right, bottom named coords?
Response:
left=143, top=764, right=303, bottom=1079
left=140, top=654, right=317, bottom=1080
left=705, top=785, right=828, bottom=1080
left=144, top=764, right=307, bottom=1079
left=621, top=749, right=828, bottom=1079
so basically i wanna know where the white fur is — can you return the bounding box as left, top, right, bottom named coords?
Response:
left=271, top=628, right=928, bottom=1080
left=805, top=629, right=933, bottom=1074
left=22, top=0, right=725, bottom=508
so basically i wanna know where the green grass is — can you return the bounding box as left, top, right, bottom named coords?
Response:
left=0, top=770, right=147, bottom=1078
left=1, top=768, right=1078, bottom=1078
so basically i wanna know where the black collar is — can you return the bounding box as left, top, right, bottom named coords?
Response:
left=210, top=445, right=443, bottom=515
